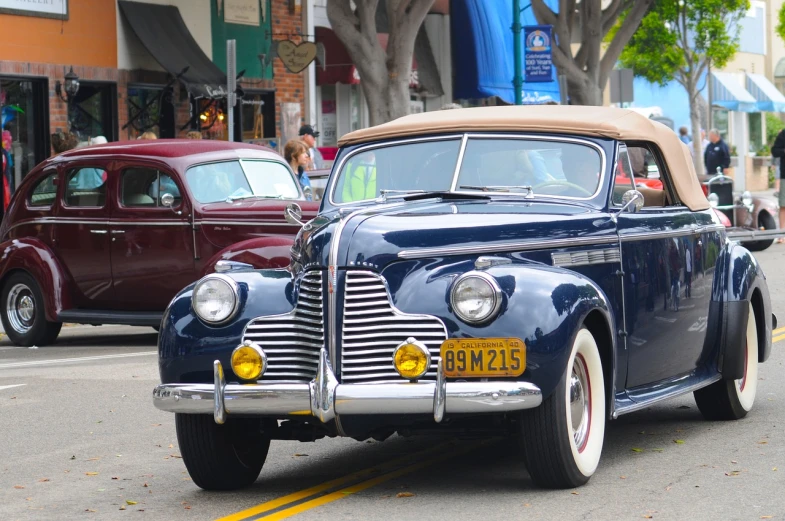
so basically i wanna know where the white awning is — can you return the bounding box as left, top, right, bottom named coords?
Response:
left=710, top=72, right=757, bottom=113
left=746, top=73, right=785, bottom=112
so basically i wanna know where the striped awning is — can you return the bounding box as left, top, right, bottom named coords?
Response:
left=746, top=73, right=785, bottom=112
left=711, top=71, right=757, bottom=112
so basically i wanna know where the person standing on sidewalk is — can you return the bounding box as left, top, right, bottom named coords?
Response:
left=770, top=127, right=785, bottom=240
left=704, top=129, right=730, bottom=176
left=298, top=125, right=324, bottom=170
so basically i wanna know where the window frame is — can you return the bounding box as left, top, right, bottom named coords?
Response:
left=62, top=165, right=109, bottom=209
left=623, top=141, right=683, bottom=210
left=610, top=143, right=635, bottom=207
left=118, top=166, right=183, bottom=210
left=27, top=170, right=60, bottom=209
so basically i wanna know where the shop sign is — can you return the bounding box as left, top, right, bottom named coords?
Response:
left=223, top=0, right=260, bottom=26
left=524, top=25, right=553, bottom=83
left=276, top=40, right=318, bottom=74
left=0, top=0, right=68, bottom=19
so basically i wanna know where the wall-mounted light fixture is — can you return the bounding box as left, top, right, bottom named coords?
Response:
left=55, top=66, right=80, bottom=103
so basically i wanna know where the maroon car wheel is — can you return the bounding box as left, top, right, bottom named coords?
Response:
left=0, top=272, right=62, bottom=347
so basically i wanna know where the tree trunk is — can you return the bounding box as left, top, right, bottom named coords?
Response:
left=567, top=77, right=603, bottom=106
left=687, top=78, right=705, bottom=176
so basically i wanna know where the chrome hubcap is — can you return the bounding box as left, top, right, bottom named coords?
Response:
left=569, top=354, right=591, bottom=452
left=7, top=283, right=35, bottom=334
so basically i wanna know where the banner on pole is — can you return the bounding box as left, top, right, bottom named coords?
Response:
left=524, top=25, right=553, bottom=83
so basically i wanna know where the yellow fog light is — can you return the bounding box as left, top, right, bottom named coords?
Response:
left=392, top=337, right=431, bottom=381
left=231, top=342, right=267, bottom=381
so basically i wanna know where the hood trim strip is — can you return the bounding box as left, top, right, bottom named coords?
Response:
left=397, top=235, right=618, bottom=259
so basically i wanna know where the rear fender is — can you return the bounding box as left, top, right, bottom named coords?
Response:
left=199, top=236, right=295, bottom=277
left=0, top=238, right=72, bottom=322
left=710, top=241, right=772, bottom=379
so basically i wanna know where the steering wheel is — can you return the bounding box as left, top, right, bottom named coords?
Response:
left=533, top=180, right=593, bottom=197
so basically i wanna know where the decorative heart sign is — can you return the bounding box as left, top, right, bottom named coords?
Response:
left=276, top=40, right=318, bottom=74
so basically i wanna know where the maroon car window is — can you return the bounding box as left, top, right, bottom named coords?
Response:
left=64, top=167, right=107, bottom=207
left=28, top=171, right=58, bottom=207
left=121, top=167, right=181, bottom=208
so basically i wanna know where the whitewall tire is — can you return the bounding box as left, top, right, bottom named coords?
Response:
left=520, top=328, right=606, bottom=488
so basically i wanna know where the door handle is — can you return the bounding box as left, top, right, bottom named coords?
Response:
left=110, top=230, right=125, bottom=234
left=90, top=229, right=108, bottom=234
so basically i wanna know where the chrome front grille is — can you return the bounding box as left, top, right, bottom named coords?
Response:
left=243, top=271, right=324, bottom=382
left=340, top=271, right=448, bottom=383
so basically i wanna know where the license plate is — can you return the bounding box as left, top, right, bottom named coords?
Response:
left=440, top=338, right=526, bottom=377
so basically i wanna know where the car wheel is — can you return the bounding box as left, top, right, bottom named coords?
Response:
left=694, top=303, right=758, bottom=420
left=175, top=414, right=271, bottom=490
left=744, top=212, right=775, bottom=252
left=0, top=272, right=62, bottom=347
left=519, top=328, right=606, bottom=488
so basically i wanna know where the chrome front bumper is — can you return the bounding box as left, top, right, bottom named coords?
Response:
left=153, top=348, right=542, bottom=425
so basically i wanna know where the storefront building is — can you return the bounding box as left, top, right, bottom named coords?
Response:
left=0, top=0, right=307, bottom=212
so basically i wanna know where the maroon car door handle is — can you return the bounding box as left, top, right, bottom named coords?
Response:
left=89, top=229, right=108, bottom=235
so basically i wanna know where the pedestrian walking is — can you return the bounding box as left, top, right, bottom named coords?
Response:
left=678, top=126, right=691, bottom=145
left=687, top=129, right=710, bottom=159
left=298, top=125, right=324, bottom=170
left=684, top=245, right=692, bottom=298
left=770, top=126, right=785, bottom=241
left=284, top=139, right=313, bottom=200
left=704, top=129, right=730, bottom=176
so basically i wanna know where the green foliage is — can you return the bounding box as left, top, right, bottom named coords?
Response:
left=620, top=0, right=750, bottom=87
left=766, top=113, right=785, bottom=145
left=758, top=144, right=771, bottom=156
left=777, top=2, right=785, bottom=43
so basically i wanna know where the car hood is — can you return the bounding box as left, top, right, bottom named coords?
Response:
left=293, top=198, right=615, bottom=269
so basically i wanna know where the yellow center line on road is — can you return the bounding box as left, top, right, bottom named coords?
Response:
left=773, top=333, right=785, bottom=344
left=773, top=326, right=785, bottom=336
left=217, top=438, right=494, bottom=521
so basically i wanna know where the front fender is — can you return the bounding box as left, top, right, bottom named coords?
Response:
left=158, top=268, right=298, bottom=384
left=199, top=236, right=295, bottom=277
left=752, top=197, right=779, bottom=227
left=382, top=259, right=616, bottom=400
left=0, top=238, right=72, bottom=321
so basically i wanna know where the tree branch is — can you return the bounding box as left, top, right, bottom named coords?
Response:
left=599, top=0, right=652, bottom=87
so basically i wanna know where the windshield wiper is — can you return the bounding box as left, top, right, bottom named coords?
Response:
left=459, top=185, right=534, bottom=199
left=225, top=194, right=283, bottom=203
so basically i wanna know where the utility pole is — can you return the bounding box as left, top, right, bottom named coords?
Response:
left=512, top=0, right=523, bottom=105
left=227, top=39, right=237, bottom=142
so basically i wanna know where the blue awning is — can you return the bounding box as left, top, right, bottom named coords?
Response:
left=451, top=0, right=560, bottom=104
left=746, top=73, right=785, bottom=112
left=711, top=71, right=757, bottom=112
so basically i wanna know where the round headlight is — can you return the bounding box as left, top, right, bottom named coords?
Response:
left=192, top=275, right=239, bottom=324
left=741, top=190, right=753, bottom=207
left=707, top=192, right=719, bottom=208
left=450, top=272, right=502, bottom=324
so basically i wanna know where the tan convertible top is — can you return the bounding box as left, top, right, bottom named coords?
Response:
left=338, top=106, right=709, bottom=211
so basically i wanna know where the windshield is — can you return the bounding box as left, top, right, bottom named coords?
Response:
left=331, top=137, right=603, bottom=204
left=186, top=160, right=301, bottom=204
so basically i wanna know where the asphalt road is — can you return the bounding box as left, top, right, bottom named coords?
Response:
left=2, top=248, right=785, bottom=521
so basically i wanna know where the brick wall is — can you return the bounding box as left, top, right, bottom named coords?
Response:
left=270, top=0, right=306, bottom=142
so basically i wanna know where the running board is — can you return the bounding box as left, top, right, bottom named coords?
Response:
left=57, top=310, right=162, bottom=327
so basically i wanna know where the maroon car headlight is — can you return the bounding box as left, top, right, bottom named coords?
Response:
left=707, top=193, right=719, bottom=208
left=192, top=275, right=239, bottom=325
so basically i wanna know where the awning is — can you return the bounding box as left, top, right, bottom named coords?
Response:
left=451, top=0, right=560, bottom=104
left=710, top=71, right=757, bottom=113
left=316, top=27, right=435, bottom=93
left=119, top=1, right=227, bottom=99
left=746, top=73, right=785, bottom=112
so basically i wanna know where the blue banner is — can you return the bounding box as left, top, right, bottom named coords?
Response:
left=524, top=25, right=553, bottom=83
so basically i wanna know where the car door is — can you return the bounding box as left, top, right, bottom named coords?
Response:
left=53, top=160, right=114, bottom=308
left=109, top=163, right=194, bottom=311
left=613, top=143, right=708, bottom=390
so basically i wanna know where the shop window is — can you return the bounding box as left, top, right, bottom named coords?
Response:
left=241, top=91, right=275, bottom=140
left=69, top=82, right=117, bottom=143
left=1, top=78, right=49, bottom=191
left=126, top=85, right=175, bottom=140
left=748, top=112, right=763, bottom=153
left=712, top=108, right=729, bottom=141
left=198, top=98, right=229, bottom=140
left=320, top=85, right=337, bottom=146
left=28, top=171, right=58, bottom=207
left=65, top=167, right=107, bottom=207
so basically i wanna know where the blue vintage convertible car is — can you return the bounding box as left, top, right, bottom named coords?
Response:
left=153, top=106, right=774, bottom=490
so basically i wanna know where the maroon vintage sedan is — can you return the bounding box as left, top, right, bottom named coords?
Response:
left=0, top=140, right=318, bottom=346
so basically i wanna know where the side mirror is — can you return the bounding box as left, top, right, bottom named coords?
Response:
left=612, top=190, right=644, bottom=222
left=161, top=193, right=182, bottom=216
left=284, top=202, right=303, bottom=226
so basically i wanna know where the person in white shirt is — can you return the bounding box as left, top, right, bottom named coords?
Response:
left=687, top=129, right=710, bottom=160
left=684, top=247, right=692, bottom=298
left=298, top=125, right=324, bottom=170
